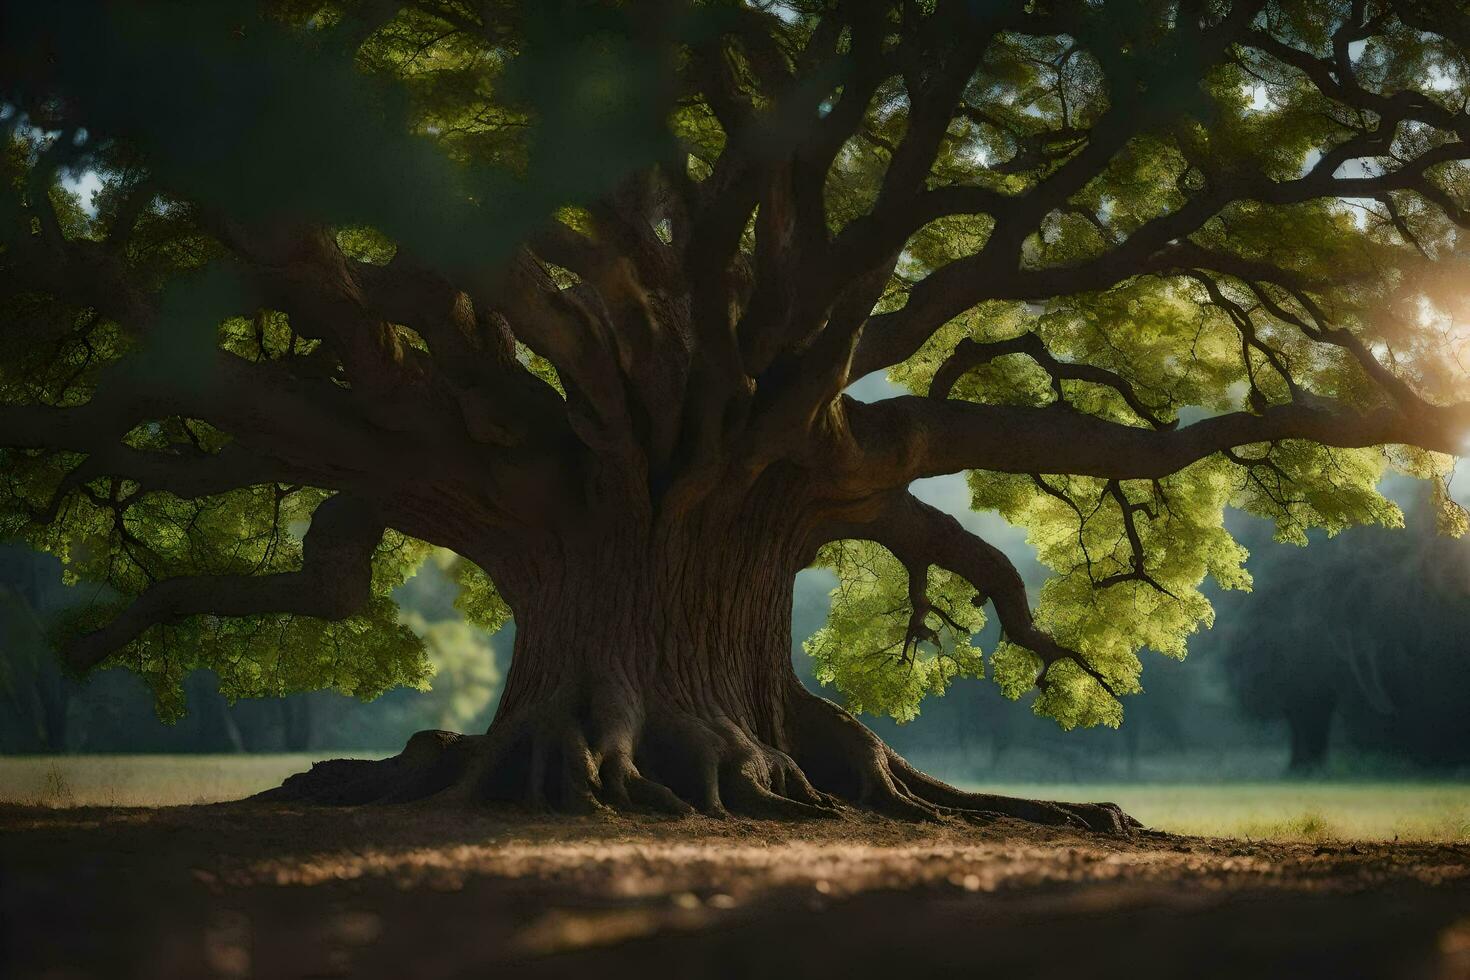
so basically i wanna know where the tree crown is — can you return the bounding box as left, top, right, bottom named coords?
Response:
left=3, top=0, right=1469, bottom=727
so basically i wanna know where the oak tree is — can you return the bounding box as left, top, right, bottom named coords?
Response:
left=4, top=0, right=1470, bottom=829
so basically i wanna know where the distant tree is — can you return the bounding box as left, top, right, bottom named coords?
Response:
left=0, top=542, right=503, bottom=753
left=1219, top=485, right=1470, bottom=773
left=3, top=0, right=1470, bottom=827
left=0, top=546, right=76, bottom=751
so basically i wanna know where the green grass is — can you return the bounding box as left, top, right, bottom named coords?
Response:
left=968, top=782, right=1470, bottom=841
left=0, top=753, right=385, bottom=808
left=2, top=756, right=1468, bottom=841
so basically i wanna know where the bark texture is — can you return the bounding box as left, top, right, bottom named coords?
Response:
left=267, top=477, right=1135, bottom=833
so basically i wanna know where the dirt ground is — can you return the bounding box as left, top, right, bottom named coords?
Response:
left=3, top=803, right=1469, bottom=979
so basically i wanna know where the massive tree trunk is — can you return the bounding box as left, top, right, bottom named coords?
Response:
left=267, top=477, right=1134, bottom=833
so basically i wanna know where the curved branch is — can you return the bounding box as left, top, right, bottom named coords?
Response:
left=1184, top=272, right=1302, bottom=407
left=841, top=394, right=1470, bottom=490
left=0, top=351, right=488, bottom=508
left=487, top=252, right=639, bottom=448
left=28, top=445, right=315, bottom=527
left=831, top=491, right=1117, bottom=697
left=61, top=493, right=385, bottom=672
left=351, top=252, right=573, bottom=446
left=1093, top=481, right=1176, bottom=597
left=930, top=332, right=1175, bottom=429
left=850, top=132, right=1470, bottom=383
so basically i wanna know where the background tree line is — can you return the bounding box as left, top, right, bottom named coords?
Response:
left=0, top=548, right=502, bottom=754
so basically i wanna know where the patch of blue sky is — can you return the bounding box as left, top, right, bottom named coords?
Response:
left=61, top=169, right=103, bottom=218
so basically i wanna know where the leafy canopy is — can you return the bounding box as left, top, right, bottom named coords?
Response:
left=1, top=0, right=1469, bottom=730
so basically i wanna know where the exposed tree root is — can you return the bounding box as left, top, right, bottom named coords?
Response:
left=259, top=693, right=1138, bottom=835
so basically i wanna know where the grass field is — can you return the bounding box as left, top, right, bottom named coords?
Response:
left=969, top=782, right=1470, bottom=841
left=2, top=754, right=1468, bottom=841
left=0, top=753, right=385, bottom=808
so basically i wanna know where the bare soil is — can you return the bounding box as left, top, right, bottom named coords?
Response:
left=3, top=802, right=1469, bottom=979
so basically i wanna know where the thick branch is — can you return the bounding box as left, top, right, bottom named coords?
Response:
left=851, top=73, right=1468, bottom=382
left=837, top=491, right=1116, bottom=696
left=841, top=394, right=1470, bottom=489
left=60, top=494, right=384, bottom=672
left=351, top=252, right=572, bottom=446
left=0, top=351, right=466, bottom=505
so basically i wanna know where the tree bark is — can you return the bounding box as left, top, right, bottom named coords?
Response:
left=266, top=481, right=1135, bottom=833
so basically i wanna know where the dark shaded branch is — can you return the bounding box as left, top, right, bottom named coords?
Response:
left=524, top=220, right=618, bottom=282
left=29, top=444, right=314, bottom=527
left=852, top=111, right=1468, bottom=383
left=350, top=252, right=573, bottom=446
left=1183, top=272, right=1302, bottom=406
left=0, top=352, right=464, bottom=504
left=1092, top=482, right=1176, bottom=597
left=840, top=393, right=1470, bottom=490
left=210, top=221, right=412, bottom=398
left=61, top=493, right=384, bottom=672
left=844, top=1, right=1267, bottom=378
left=834, top=490, right=1117, bottom=697
left=587, top=172, right=682, bottom=291
left=1243, top=27, right=1470, bottom=141
left=900, top=561, right=942, bottom=666
left=489, top=251, right=641, bottom=451
left=1232, top=276, right=1427, bottom=412
left=929, top=332, right=1174, bottom=429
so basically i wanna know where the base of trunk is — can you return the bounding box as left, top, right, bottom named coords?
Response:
left=258, top=691, right=1138, bottom=835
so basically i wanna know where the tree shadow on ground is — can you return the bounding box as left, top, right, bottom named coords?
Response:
left=3, top=803, right=1470, bottom=978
